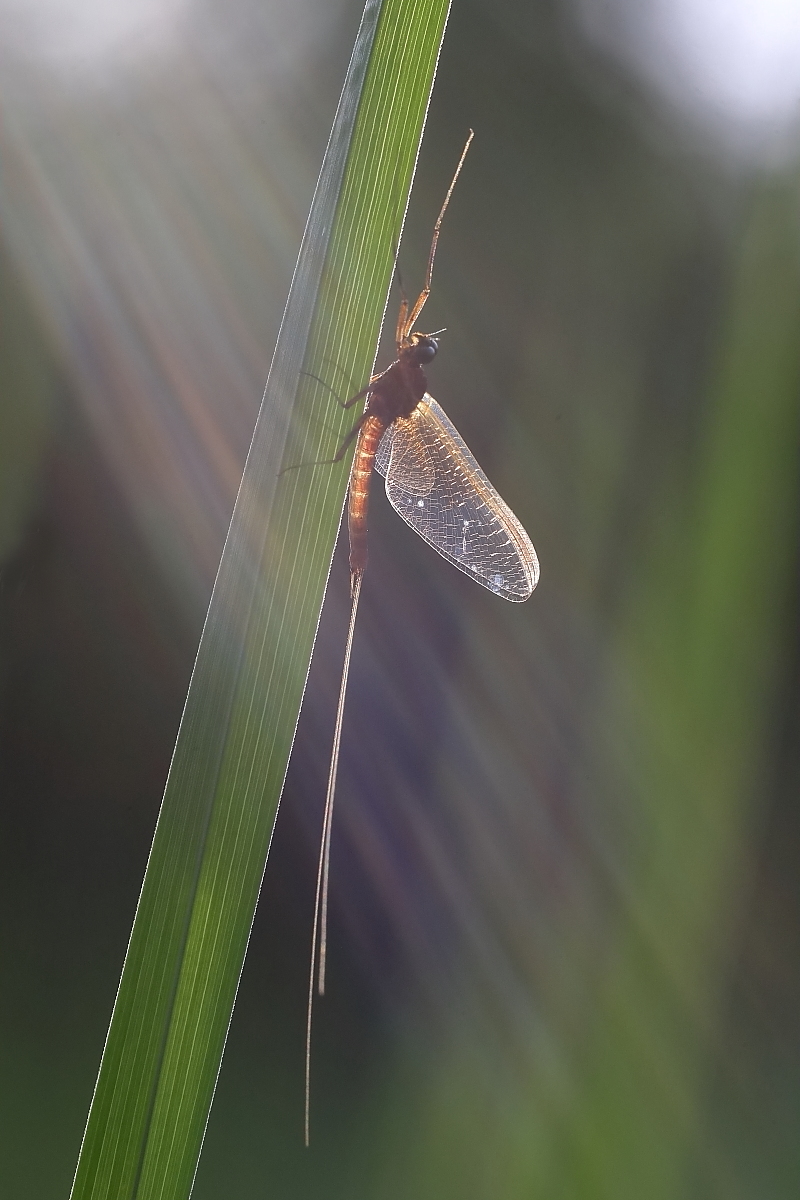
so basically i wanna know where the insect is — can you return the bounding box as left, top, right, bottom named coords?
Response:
left=304, top=131, right=539, bottom=1144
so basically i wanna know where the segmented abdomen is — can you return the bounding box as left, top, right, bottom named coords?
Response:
left=348, top=414, right=386, bottom=586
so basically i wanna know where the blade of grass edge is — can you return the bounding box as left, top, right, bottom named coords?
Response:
left=70, top=1, right=452, bottom=1197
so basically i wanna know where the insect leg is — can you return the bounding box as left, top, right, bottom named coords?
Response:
left=393, top=255, right=409, bottom=351
left=401, top=129, right=474, bottom=340
left=278, top=410, right=368, bottom=477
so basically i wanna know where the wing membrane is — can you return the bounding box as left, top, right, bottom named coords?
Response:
left=375, top=420, right=435, bottom=495
left=375, top=395, right=539, bottom=601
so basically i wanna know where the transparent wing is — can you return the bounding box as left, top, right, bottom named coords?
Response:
left=375, top=395, right=539, bottom=601
left=375, top=418, right=435, bottom=495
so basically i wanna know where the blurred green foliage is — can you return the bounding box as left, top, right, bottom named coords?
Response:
left=1, top=2, right=798, bottom=1198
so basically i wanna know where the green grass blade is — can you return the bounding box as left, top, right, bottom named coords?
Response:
left=70, top=2, right=452, bottom=1196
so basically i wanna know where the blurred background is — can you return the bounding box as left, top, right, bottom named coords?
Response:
left=1, top=0, right=798, bottom=1196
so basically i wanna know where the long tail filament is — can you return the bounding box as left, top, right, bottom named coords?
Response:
left=305, top=571, right=362, bottom=1146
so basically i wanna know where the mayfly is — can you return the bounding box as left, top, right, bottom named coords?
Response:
left=303, top=130, right=539, bottom=1143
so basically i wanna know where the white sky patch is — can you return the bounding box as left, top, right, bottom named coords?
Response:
left=575, top=0, right=800, bottom=163
left=0, top=0, right=189, bottom=71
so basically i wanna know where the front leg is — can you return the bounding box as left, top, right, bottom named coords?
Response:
left=395, top=296, right=409, bottom=351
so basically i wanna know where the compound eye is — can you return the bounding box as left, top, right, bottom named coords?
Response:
left=417, top=337, right=438, bottom=363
